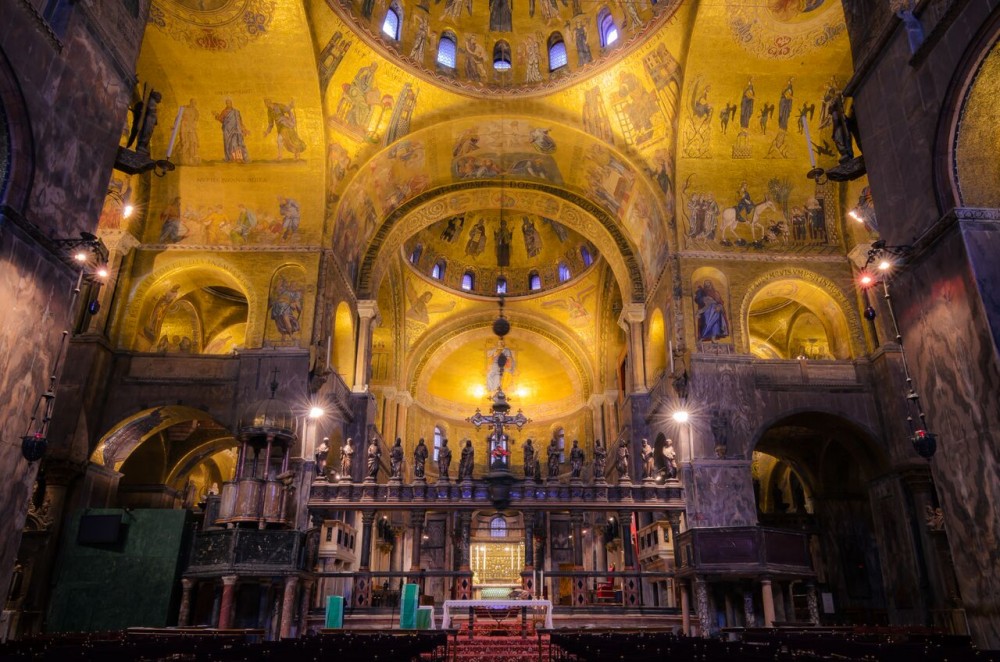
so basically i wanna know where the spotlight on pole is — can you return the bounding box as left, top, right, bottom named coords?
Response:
left=672, top=410, right=689, bottom=424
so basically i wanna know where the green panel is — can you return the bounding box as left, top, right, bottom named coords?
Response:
left=416, top=605, right=433, bottom=630
left=399, top=583, right=418, bottom=629
left=47, top=509, right=189, bottom=632
left=325, top=595, right=344, bottom=628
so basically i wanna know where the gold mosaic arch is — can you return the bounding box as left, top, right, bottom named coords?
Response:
left=358, top=181, right=645, bottom=302
left=736, top=267, right=864, bottom=359
left=405, top=311, right=595, bottom=398
left=119, top=257, right=262, bottom=349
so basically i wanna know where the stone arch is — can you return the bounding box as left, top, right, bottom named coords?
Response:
left=90, top=405, right=231, bottom=471
left=121, top=258, right=258, bottom=351
left=0, top=46, right=34, bottom=211
left=164, top=436, right=240, bottom=489
left=333, top=301, right=355, bottom=388
left=738, top=268, right=862, bottom=359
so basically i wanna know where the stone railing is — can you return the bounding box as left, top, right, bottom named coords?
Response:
left=674, top=526, right=814, bottom=577
left=752, top=360, right=864, bottom=389
left=186, top=528, right=315, bottom=577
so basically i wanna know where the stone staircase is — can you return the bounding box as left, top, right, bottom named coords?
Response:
left=445, top=634, right=550, bottom=662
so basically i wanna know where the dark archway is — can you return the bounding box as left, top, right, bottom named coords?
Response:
left=753, top=411, right=890, bottom=626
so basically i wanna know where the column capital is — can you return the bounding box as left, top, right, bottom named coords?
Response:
left=284, top=575, right=300, bottom=588
left=222, top=575, right=239, bottom=586
left=382, top=387, right=398, bottom=400
left=410, top=509, right=426, bottom=525
left=361, top=510, right=378, bottom=524
left=356, top=300, right=381, bottom=326
left=396, top=391, right=415, bottom=407
left=569, top=511, right=584, bottom=525
left=181, top=577, right=194, bottom=589
left=617, top=303, right=646, bottom=332
left=587, top=393, right=606, bottom=409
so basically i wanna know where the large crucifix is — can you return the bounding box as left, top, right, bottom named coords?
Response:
left=467, top=350, right=529, bottom=471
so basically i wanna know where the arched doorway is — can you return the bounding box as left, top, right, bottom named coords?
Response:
left=752, top=412, right=890, bottom=625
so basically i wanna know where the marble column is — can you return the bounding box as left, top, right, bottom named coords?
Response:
left=359, top=510, right=376, bottom=570
left=724, top=591, right=735, bottom=628
left=806, top=581, right=820, bottom=625
left=218, top=575, right=238, bottom=630
left=570, top=512, right=584, bottom=567
left=595, top=530, right=608, bottom=572
left=524, top=516, right=534, bottom=567
left=409, top=510, right=425, bottom=570
left=618, top=304, right=648, bottom=393
left=680, top=580, right=691, bottom=635
left=279, top=576, right=299, bottom=639
left=352, top=300, right=381, bottom=393
left=395, top=391, right=414, bottom=449
left=587, top=394, right=606, bottom=459
left=694, top=577, right=710, bottom=637
left=619, top=510, right=635, bottom=568
left=257, top=579, right=273, bottom=631
left=178, top=578, right=195, bottom=626
left=381, top=388, right=397, bottom=445
left=743, top=585, right=756, bottom=628
left=299, top=579, right=314, bottom=635
left=459, top=511, right=472, bottom=569
left=761, top=578, right=776, bottom=626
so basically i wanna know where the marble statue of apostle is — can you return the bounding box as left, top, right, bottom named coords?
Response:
left=593, top=439, right=607, bottom=479
left=547, top=437, right=560, bottom=479
left=413, top=437, right=428, bottom=478
left=438, top=437, right=452, bottom=479
left=523, top=438, right=536, bottom=479
left=367, top=437, right=381, bottom=480
left=569, top=439, right=585, bottom=478
left=340, top=437, right=355, bottom=478
left=641, top=438, right=655, bottom=479
left=315, top=437, right=330, bottom=475
left=616, top=437, right=630, bottom=480
left=390, top=437, right=404, bottom=478
left=459, top=439, right=475, bottom=480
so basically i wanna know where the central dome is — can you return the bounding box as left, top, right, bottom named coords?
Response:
left=330, top=0, right=682, bottom=94
left=404, top=210, right=598, bottom=296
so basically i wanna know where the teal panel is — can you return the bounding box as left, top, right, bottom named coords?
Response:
left=325, top=595, right=344, bottom=628
left=46, top=509, right=189, bottom=632
left=399, top=583, right=418, bottom=629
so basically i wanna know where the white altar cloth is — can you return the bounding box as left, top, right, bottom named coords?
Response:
left=440, top=599, right=554, bottom=630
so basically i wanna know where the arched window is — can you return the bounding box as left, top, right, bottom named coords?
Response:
left=431, top=260, right=446, bottom=280
left=496, top=276, right=507, bottom=295
left=493, top=41, right=512, bottom=71
left=597, top=8, right=618, bottom=47
left=490, top=515, right=507, bottom=538
left=461, top=271, right=475, bottom=291
left=409, top=244, right=423, bottom=265
left=580, top=246, right=593, bottom=266
left=437, top=32, right=457, bottom=69
left=529, top=272, right=542, bottom=291
left=433, top=426, right=444, bottom=461
left=382, top=7, right=401, bottom=40
left=558, top=262, right=571, bottom=282
left=548, top=33, right=568, bottom=71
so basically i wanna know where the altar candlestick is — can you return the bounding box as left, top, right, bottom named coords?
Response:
left=166, top=107, right=184, bottom=159
left=802, top=115, right=817, bottom=168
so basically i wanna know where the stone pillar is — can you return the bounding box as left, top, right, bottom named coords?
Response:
left=901, top=467, right=959, bottom=611
left=743, top=585, right=756, bottom=628
left=724, top=591, right=735, bottom=628
left=395, top=391, right=413, bottom=449
left=806, top=581, right=820, bottom=625
left=761, top=578, right=776, bottom=626
left=381, top=388, right=397, bottom=444
left=595, top=530, right=608, bottom=572
left=218, top=575, right=238, bottom=630
left=299, top=579, right=314, bottom=635
left=279, top=575, right=300, bottom=639
left=409, top=510, right=425, bottom=570
left=352, top=300, right=381, bottom=393
left=618, top=303, right=648, bottom=393
left=257, top=579, right=273, bottom=631
left=619, top=510, right=635, bottom=568
left=587, top=394, right=606, bottom=461
left=178, top=578, right=195, bottom=626
left=694, top=577, right=710, bottom=637
left=359, top=510, right=376, bottom=569
left=680, top=581, right=691, bottom=635
left=570, top=512, right=584, bottom=567
left=524, top=516, right=534, bottom=567
left=459, top=511, right=472, bottom=568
